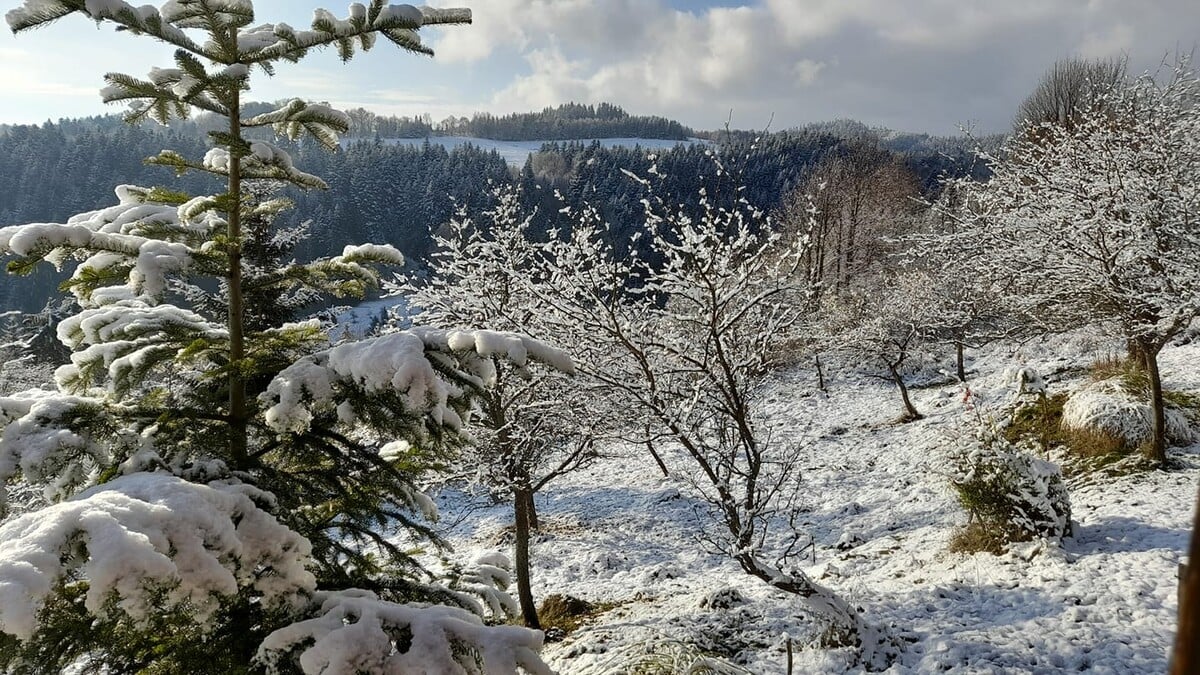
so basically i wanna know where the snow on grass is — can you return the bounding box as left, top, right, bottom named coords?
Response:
left=1062, top=378, right=1193, bottom=446
left=429, top=334, right=1199, bottom=673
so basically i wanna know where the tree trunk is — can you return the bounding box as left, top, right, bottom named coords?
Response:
left=955, top=341, right=967, bottom=383
left=644, top=424, right=670, bottom=477
left=1143, top=345, right=1167, bottom=466
left=521, top=487, right=539, bottom=531
left=513, top=487, right=540, bottom=630
left=1171, top=482, right=1200, bottom=674
left=226, top=89, right=248, bottom=471
left=1127, top=337, right=1150, bottom=370
left=815, top=352, right=827, bottom=392
left=889, top=364, right=922, bottom=421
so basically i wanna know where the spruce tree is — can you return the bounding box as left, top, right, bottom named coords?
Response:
left=0, top=2, right=559, bottom=672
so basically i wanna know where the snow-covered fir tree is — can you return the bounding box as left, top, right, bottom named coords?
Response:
left=0, top=2, right=561, bottom=672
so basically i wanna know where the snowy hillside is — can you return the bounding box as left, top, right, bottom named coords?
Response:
left=430, top=334, right=1199, bottom=673
left=345, top=136, right=710, bottom=166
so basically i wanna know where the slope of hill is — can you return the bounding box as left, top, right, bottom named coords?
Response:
left=352, top=136, right=710, bottom=167
left=430, top=333, right=1198, bottom=672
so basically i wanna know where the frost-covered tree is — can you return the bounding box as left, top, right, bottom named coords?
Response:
left=395, top=188, right=594, bottom=631
left=0, top=299, right=73, bottom=370
left=903, top=194, right=1019, bottom=383
left=820, top=271, right=942, bottom=421
left=939, top=63, right=1200, bottom=466
left=522, top=172, right=897, bottom=669
left=0, top=2, right=557, bottom=673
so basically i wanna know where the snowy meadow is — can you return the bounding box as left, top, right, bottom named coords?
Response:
left=432, top=334, right=1200, bottom=673
left=0, top=1, right=1199, bottom=674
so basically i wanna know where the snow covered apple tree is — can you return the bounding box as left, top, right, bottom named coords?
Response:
left=513, top=172, right=898, bottom=669
left=0, top=2, right=557, bottom=673
left=394, top=188, right=593, bottom=631
left=819, top=271, right=943, bottom=421
left=937, top=62, right=1200, bottom=466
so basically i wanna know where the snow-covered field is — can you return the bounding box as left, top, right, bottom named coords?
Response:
left=432, top=334, right=1199, bottom=673
left=344, top=136, right=710, bottom=166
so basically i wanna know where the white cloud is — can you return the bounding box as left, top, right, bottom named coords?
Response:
left=0, top=22, right=177, bottom=121
left=0, top=46, right=101, bottom=100
left=793, top=60, right=825, bottom=87
left=2, top=1, right=1197, bottom=133
left=441, top=0, right=1200, bottom=134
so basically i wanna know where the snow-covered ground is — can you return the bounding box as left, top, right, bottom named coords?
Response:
left=343, top=136, right=710, bottom=166
left=432, top=334, right=1199, bottom=673
left=330, top=295, right=407, bottom=338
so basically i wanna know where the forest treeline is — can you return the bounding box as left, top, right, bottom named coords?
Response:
left=0, top=101, right=690, bottom=142
left=0, top=109, right=993, bottom=312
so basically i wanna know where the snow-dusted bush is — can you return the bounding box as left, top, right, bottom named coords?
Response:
left=257, top=590, right=552, bottom=675
left=1062, top=379, right=1193, bottom=448
left=947, top=425, right=1072, bottom=554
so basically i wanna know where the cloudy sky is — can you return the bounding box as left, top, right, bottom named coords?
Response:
left=1, top=0, right=1197, bottom=135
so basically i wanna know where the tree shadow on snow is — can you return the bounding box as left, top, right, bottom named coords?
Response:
left=1066, top=516, right=1188, bottom=555
left=889, top=581, right=1166, bottom=672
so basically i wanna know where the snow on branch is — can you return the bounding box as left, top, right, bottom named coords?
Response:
left=256, top=589, right=550, bottom=675
left=7, top=1, right=203, bottom=55
left=263, top=331, right=460, bottom=434
left=242, top=99, right=351, bottom=150
left=0, top=390, right=113, bottom=507
left=334, top=242, right=405, bottom=267
left=262, top=328, right=573, bottom=435
left=235, top=4, right=472, bottom=63
left=0, top=472, right=315, bottom=640
left=201, top=144, right=328, bottom=189
left=0, top=185, right=209, bottom=305
left=55, top=300, right=227, bottom=393
left=417, top=327, right=575, bottom=379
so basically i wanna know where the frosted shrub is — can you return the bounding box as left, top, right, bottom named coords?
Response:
left=947, top=425, right=1071, bottom=554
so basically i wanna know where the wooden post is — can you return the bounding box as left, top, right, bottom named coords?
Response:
left=1171, top=480, right=1200, bottom=675
left=1181, top=561, right=1188, bottom=613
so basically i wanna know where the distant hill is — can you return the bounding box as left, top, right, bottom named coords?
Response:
left=1, top=101, right=694, bottom=144
left=0, top=105, right=997, bottom=313
left=355, top=136, right=709, bottom=167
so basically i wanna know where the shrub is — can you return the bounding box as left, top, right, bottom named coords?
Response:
left=536, top=594, right=622, bottom=643
left=1061, top=426, right=1132, bottom=458
left=1002, top=391, right=1068, bottom=453
left=947, top=425, right=1072, bottom=554
left=1088, top=352, right=1139, bottom=383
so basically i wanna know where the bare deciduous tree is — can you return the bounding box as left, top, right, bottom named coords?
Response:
left=396, top=189, right=598, bottom=631
left=518, top=174, right=897, bottom=669
left=779, top=142, right=921, bottom=301
left=1014, top=56, right=1126, bottom=133
left=820, top=271, right=942, bottom=421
